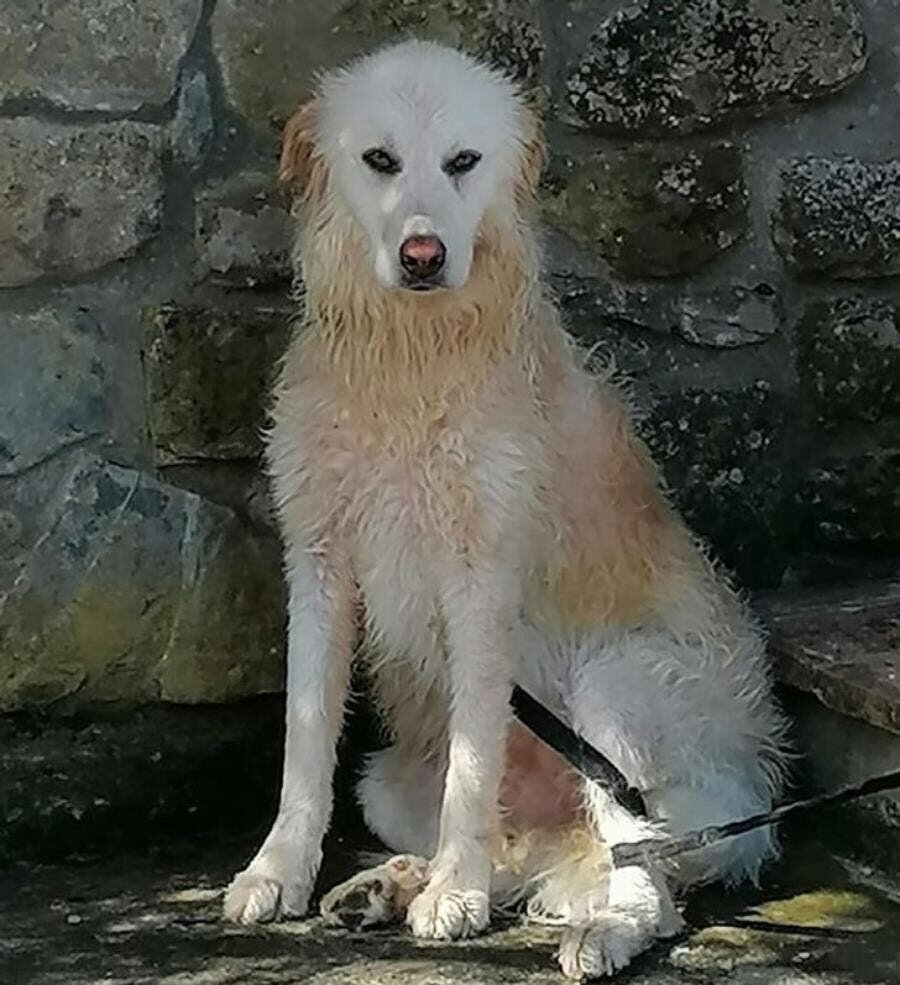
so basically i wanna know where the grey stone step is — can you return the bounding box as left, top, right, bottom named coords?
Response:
left=758, top=579, right=900, bottom=734
left=756, top=579, right=900, bottom=873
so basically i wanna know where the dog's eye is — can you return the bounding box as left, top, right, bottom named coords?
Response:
left=444, top=150, right=482, bottom=177
left=362, top=148, right=401, bottom=175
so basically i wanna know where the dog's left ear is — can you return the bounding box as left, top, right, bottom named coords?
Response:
left=279, top=100, right=324, bottom=200
left=515, top=109, right=546, bottom=205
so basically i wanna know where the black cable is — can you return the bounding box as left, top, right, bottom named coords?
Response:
left=612, top=767, right=900, bottom=868
left=511, top=684, right=647, bottom=817
left=512, top=683, right=900, bottom=869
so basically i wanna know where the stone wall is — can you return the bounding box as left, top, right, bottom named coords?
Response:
left=1, top=0, right=898, bottom=712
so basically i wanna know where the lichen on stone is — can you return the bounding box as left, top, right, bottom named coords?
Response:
left=793, top=298, right=900, bottom=430
left=542, top=141, right=747, bottom=277
left=772, top=157, right=900, bottom=278
left=566, top=0, right=867, bottom=134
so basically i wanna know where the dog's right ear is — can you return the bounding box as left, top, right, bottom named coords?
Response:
left=279, top=100, right=322, bottom=198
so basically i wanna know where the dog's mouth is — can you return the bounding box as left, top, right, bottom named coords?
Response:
left=399, top=277, right=445, bottom=293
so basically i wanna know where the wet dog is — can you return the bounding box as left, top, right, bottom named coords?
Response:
left=224, top=41, right=788, bottom=978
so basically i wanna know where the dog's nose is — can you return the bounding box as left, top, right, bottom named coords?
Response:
left=399, top=235, right=446, bottom=279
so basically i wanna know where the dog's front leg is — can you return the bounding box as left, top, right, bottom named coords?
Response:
left=224, top=544, right=355, bottom=924
left=407, top=563, right=513, bottom=940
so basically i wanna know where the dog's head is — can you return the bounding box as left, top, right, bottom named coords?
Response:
left=280, top=41, right=543, bottom=293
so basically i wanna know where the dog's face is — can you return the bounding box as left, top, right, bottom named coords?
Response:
left=281, top=42, right=541, bottom=293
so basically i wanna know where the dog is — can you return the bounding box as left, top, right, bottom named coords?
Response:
left=223, top=40, right=789, bottom=979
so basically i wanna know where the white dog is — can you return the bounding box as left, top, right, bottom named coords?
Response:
left=224, top=40, right=789, bottom=979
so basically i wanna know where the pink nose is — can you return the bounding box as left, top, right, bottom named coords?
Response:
left=399, top=234, right=446, bottom=279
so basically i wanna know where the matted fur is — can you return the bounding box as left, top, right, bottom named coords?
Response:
left=224, top=41, right=789, bottom=979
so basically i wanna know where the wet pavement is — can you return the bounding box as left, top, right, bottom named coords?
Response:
left=3, top=831, right=899, bottom=985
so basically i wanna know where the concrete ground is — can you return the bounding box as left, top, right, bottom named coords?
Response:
left=4, top=829, right=900, bottom=985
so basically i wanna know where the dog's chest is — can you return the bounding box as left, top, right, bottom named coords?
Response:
left=351, top=442, right=457, bottom=662
left=322, top=406, right=485, bottom=660
left=275, top=369, right=542, bottom=666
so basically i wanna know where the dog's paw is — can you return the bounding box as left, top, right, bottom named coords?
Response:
left=321, top=872, right=390, bottom=931
left=223, top=867, right=312, bottom=925
left=321, top=854, right=429, bottom=931
left=407, top=886, right=490, bottom=940
left=557, top=917, right=650, bottom=980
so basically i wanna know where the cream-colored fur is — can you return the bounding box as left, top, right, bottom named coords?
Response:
left=223, top=41, right=789, bottom=978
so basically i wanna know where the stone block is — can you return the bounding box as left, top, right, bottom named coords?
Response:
left=772, top=158, right=900, bottom=278
left=212, top=0, right=544, bottom=132
left=793, top=446, right=900, bottom=550
left=0, top=119, right=165, bottom=287
left=144, top=303, right=291, bottom=464
left=793, top=298, right=900, bottom=431
left=643, top=382, right=790, bottom=587
left=0, top=1, right=203, bottom=112
left=0, top=452, right=284, bottom=711
left=195, top=172, right=293, bottom=287
left=788, top=692, right=900, bottom=873
left=674, top=282, right=780, bottom=349
left=0, top=698, right=283, bottom=861
left=0, top=305, right=107, bottom=477
left=543, top=142, right=747, bottom=277
left=171, top=68, right=214, bottom=170
left=566, top=0, right=867, bottom=134
left=551, top=271, right=780, bottom=354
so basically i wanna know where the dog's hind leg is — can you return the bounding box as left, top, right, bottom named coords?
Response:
left=543, top=658, right=685, bottom=978
left=556, top=862, right=681, bottom=979
left=356, top=744, right=443, bottom=858
left=524, top=784, right=681, bottom=979
left=321, top=854, right=429, bottom=930
left=317, top=743, right=440, bottom=932
left=555, top=767, right=780, bottom=978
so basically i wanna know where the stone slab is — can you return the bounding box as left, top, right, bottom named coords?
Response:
left=792, top=446, right=900, bottom=551
left=172, top=68, right=214, bottom=169
left=759, top=579, right=900, bottom=734
left=212, top=0, right=545, bottom=132
left=0, top=305, right=107, bottom=476
left=195, top=172, right=293, bottom=287
left=0, top=697, right=282, bottom=861
left=792, top=298, right=900, bottom=432
left=550, top=269, right=782, bottom=354
left=0, top=452, right=284, bottom=711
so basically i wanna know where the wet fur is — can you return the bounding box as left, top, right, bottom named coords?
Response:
left=224, top=41, right=789, bottom=978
